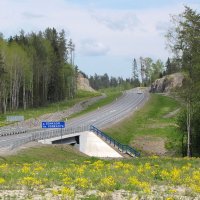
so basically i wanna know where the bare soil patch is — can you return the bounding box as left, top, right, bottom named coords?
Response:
left=145, top=122, right=178, bottom=129
left=132, top=136, right=167, bottom=156
left=163, top=108, right=180, bottom=118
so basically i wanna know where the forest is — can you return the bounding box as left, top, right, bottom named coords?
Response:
left=0, top=28, right=77, bottom=113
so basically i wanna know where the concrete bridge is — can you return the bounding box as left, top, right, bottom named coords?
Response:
left=38, top=126, right=140, bottom=158
left=39, top=131, right=123, bottom=158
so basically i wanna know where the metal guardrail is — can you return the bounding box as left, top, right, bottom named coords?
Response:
left=0, top=127, right=28, bottom=136
left=10, top=125, right=90, bottom=150
left=90, top=125, right=140, bottom=157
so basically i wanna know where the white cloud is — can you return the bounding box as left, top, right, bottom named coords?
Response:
left=22, top=12, right=45, bottom=19
left=79, top=39, right=110, bottom=56
left=0, top=0, right=200, bottom=77
left=91, top=11, right=140, bottom=31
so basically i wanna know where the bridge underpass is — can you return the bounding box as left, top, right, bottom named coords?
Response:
left=51, top=136, right=79, bottom=145
left=38, top=131, right=123, bottom=158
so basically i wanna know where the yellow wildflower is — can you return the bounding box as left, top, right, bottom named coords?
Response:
left=190, top=184, right=200, bottom=193
left=192, top=171, right=200, bottom=182
left=144, top=162, right=151, bottom=170
left=137, top=165, right=144, bottom=174
left=128, top=176, right=150, bottom=193
left=170, top=168, right=181, bottom=183
left=113, top=161, right=124, bottom=169
left=123, top=163, right=134, bottom=171
left=76, top=165, right=86, bottom=175
left=92, top=160, right=104, bottom=170
left=101, top=176, right=116, bottom=188
left=21, top=165, right=30, bottom=174
left=20, top=176, right=42, bottom=186
left=0, top=164, right=8, bottom=171
left=169, top=189, right=177, bottom=194
left=160, top=170, right=170, bottom=180
left=51, top=189, right=60, bottom=196
left=62, top=177, right=72, bottom=185
left=0, top=178, right=5, bottom=184
left=74, top=177, right=90, bottom=189
left=34, top=166, right=44, bottom=172
left=60, top=187, right=75, bottom=197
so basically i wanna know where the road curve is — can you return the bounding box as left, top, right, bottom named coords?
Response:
left=0, top=88, right=149, bottom=149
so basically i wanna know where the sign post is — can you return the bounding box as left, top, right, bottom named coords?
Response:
left=42, top=121, right=66, bottom=142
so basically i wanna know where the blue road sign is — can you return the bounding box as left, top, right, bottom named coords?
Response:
left=42, top=121, right=65, bottom=128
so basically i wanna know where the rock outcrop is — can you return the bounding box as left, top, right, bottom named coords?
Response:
left=77, top=73, right=96, bottom=92
left=150, top=73, right=184, bottom=93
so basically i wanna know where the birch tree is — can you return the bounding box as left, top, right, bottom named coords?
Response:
left=167, top=6, right=200, bottom=156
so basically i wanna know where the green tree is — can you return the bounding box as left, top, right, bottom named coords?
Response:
left=151, top=59, right=164, bottom=82
left=132, top=58, right=140, bottom=87
left=167, top=6, right=200, bottom=156
left=0, top=28, right=76, bottom=113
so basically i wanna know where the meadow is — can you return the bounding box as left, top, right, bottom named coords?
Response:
left=0, top=145, right=199, bottom=199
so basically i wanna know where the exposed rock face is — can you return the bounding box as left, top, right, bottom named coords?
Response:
left=77, top=73, right=96, bottom=92
left=150, top=73, right=184, bottom=93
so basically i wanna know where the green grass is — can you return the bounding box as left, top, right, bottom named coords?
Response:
left=75, top=90, right=100, bottom=98
left=1, top=145, right=90, bottom=164
left=0, top=90, right=101, bottom=127
left=104, top=94, right=182, bottom=154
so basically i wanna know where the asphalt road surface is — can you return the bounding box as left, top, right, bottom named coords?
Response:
left=0, top=88, right=149, bottom=149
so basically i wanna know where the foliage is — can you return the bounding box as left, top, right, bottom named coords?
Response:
left=0, top=28, right=76, bottom=114
left=140, top=57, right=164, bottom=86
left=166, top=6, right=200, bottom=156
left=132, top=58, right=140, bottom=87
left=164, top=57, right=180, bottom=75
left=89, top=73, right=135, bottom=90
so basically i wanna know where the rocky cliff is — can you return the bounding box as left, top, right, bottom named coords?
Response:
left=150, top=73, right=184, bottom=93
left=77, top=73, right=96, bottom=92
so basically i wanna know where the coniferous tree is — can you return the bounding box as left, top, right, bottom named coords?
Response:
left=132, top=58, right=140, bottom=87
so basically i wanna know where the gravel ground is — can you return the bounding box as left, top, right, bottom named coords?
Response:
left=0, top=187, right=199, bottom=200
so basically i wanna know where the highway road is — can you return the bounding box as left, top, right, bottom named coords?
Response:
left=0, top=88, right=149, bottom=149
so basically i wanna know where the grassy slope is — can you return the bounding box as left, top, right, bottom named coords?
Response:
left=69, top=89, right=122, bottom=119
left=1, top=145, right=89, bottom=164
left=104, top=94, right=182, bottom=154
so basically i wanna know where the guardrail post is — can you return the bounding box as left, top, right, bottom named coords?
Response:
left=89, top=125, right=140, bottom=157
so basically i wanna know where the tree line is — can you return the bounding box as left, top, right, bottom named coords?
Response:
left=166, top=6, right=200, bottom=156
left=88, top=73, right=138, bottom=90
left=0, top=28, right=76, bottom=114
left=88, top=57, right=167, bottom=91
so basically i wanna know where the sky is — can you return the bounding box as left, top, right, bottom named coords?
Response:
left=0, top=0, right=200, bottom=78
